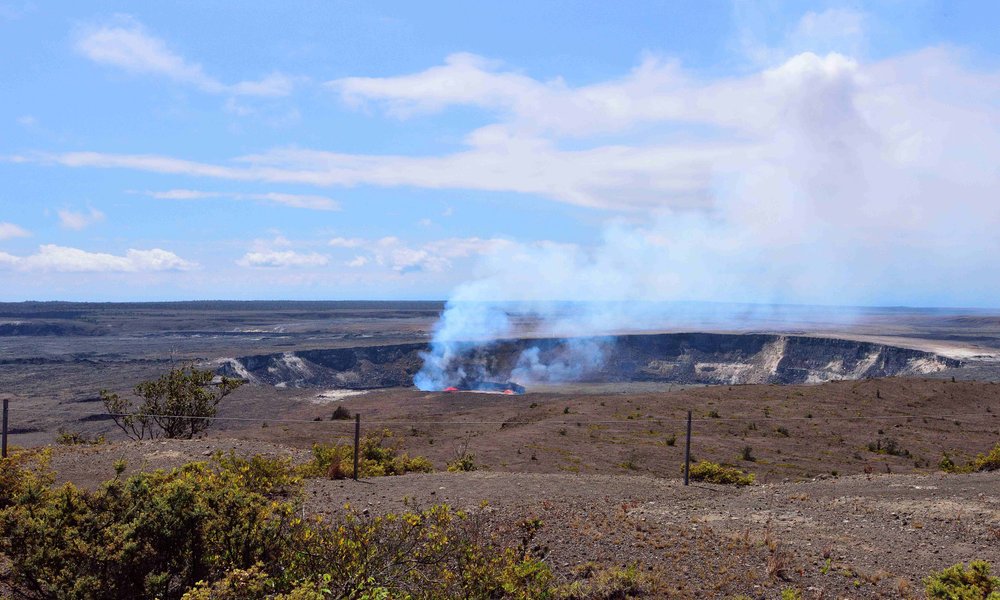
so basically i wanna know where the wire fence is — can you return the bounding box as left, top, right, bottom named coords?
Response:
left=3, top=397, right=998, bottom=485
left=3, top=401, right=997, bottom=427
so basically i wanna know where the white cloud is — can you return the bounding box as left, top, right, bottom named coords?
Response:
left=43, top=48, right=1000, bottom=218
left=0, top=245, right=196, bottom=272
left=328, top=237, right=365, bottom=248
left=57, top=207, right=105, bottom=230
left=735, top=4, right=868, bottom=67
left=16, top=115, right=36, bottom=127
left=75, top=17, right=294, bottom=97
left=340, top=236, right=512, bottom=274
left=345, top=255, right=369, bottom=268
left=0, top=222, right=30, bottom=240
left=237, top=250, right=329, bottom=268
left=144, top=189, right=339, bottom=211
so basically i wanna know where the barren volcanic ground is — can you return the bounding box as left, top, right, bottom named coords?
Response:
left=42, top=378, right=1000, bottom=598
left=4, top=301, right=1000, bottom=597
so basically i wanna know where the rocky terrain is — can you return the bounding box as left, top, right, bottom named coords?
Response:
left=43, top=435, right=1000, bottom=598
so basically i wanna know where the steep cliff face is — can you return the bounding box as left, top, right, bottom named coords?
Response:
left=217, top=333, right=961, bottom=389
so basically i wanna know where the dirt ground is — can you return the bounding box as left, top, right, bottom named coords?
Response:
left=227, top=377, right=1000, bottom=482
left=36, top=375, right=1000, bottom=599
left=42, top=437, right=1000, bottom=599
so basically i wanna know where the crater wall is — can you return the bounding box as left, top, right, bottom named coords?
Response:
left=217, top=333, right=961, bottom=390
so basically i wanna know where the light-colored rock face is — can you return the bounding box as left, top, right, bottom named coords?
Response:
left=216, top=333, right=961, bottom=390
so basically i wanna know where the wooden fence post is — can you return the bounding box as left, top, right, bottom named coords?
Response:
left=683, top=410, right=692, bottom=485
left=353, top=413, right=361, bottom=481
left=2, top=398, right=8, bottom=459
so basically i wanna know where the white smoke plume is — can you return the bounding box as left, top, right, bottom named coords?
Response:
left=413, top=48, right=1000, bottom=390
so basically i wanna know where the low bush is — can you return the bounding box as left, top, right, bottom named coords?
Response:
left=0, top=450, right=551, bottom=599
left=299, top=428, right=433, bottom=479
left=448, top=451, right=478, bottom=472
left=54, top=428, right=105, bottom=445
left=686, top=460, right=755, bottom=486
left=330, top=405, right=352, bottom=420
left=867, top=436, right=910, bottom=457
left=939, top=443, right=1000, bottom=474
left=925, top=560, right=1000, bottom=599
left=554, top=564, right=651, bottom=599
left=969, top=444, right=1000, bottom=472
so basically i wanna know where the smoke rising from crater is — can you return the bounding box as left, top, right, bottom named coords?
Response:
left=414, top=50, right=1000, bottom=390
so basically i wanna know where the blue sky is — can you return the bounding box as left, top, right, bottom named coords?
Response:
left=1, top=1, right=999, bottom=305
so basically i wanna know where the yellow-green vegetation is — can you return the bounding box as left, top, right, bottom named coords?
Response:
left=0, top=448, right=551, bottom=599
left=940, top=443, right=1000, bottom=473
left=686, top=460, right=755, bottom=486
left=553, top=564, right=650, bottom=599
left=54, top=428, right=106, bottom=445
left=447, top=452, right=478, bottom=472
left=299, top=428, right=434, bottom=479
left=925, top=561, right=1000, bottom=599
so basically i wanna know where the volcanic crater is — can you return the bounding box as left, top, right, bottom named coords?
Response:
left=217, top=332, right=960, bottom=390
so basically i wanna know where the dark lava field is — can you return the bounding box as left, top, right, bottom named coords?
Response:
left=3, top=300, right=1000, bottom=446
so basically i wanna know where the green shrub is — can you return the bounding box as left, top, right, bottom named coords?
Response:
left=101, top=365, right=244, bottom=440
left=448, top=452, right=478, bottom=472
left=0, top=454, right=300, bottom=599
left=555, top=564, right=651, bottom=598
left=925, top=561, right=1000, bottom=599
left=939, top=443, right=1000, bottom=474
left=969, top=444, right=1000, bottom=472
left=940, top=453, right=959, bottom=472
left=0, top=451, right=550, bottom=599
left=867, top=437, right=910, bottom=457
left=686, top=460, right=755, bottom=486
left=54, top=428, right=105, bottom=445
left=0, top=448, right=54, bottom=510
left=299, top=428, right=433, bottom=479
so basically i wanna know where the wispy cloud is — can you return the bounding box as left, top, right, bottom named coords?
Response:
left=336, top=236, right=512, bottom=274
left=0, top=222, right=30, bottom=240
left=57, top=207, right=105, bottom=230
left=40, top=47, right=1000, bottom=219
left=143, top=189, right=339, bottom=211
left=237, top=250, right=329, bottom=268
left=75, top=16, right=295, bottom=97
left=328, top=237, right=365, bottom=248
left=0, top=245, right=196, bottom=272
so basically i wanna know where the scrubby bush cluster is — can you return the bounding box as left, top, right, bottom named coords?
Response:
left=298, top=428, right=434, bottom=480
left=447, top=451, right=478, bottom=472
left=556, top=564, right=651, bottom=599
left=0, top=449, right=551, bottom=599
left=940, top=443, right=1000, bottom=474
left=867, top=436, right=910, bottom=457
left=686, top=460, right=755, bottom=486
left=924, top=560, right=1000, bottom=598
left=54, top=428, right=106, bottom=445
